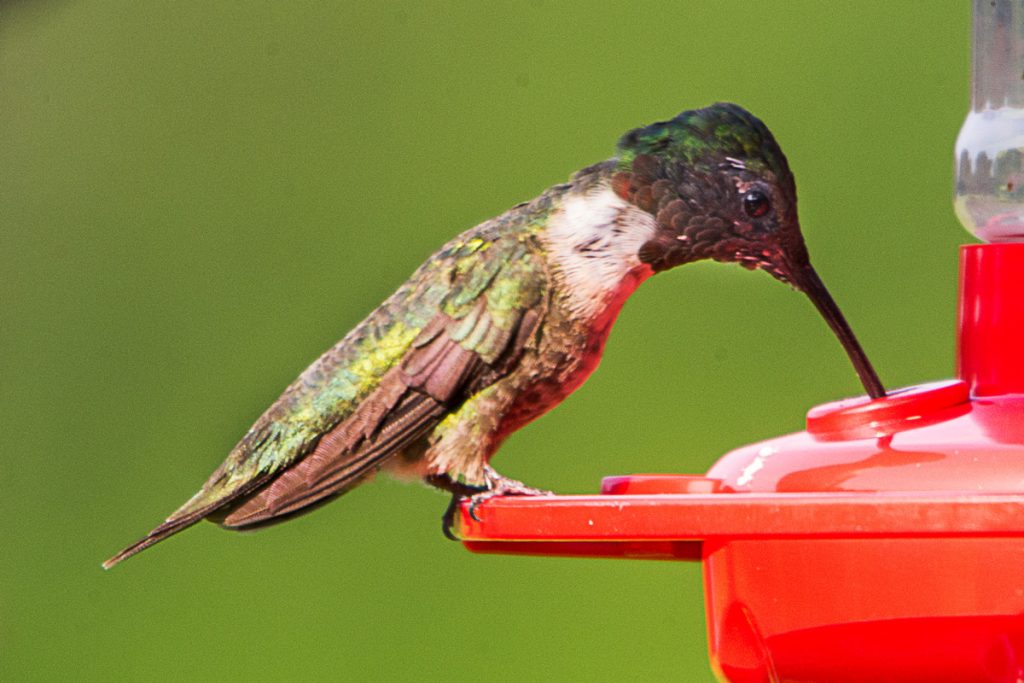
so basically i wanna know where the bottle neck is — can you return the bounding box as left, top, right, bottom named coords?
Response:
left=971, top=0, right=1024, bottom=111
left=958, top=243, right=1024, bottom=395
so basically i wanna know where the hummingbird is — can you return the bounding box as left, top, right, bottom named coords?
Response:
left=104, top=103, right=885, bottom=569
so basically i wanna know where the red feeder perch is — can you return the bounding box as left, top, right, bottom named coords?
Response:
left=458, top=4, right=1024, bottom=681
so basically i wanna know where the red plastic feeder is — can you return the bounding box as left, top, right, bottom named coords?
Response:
left=458, top=244, right=1024, bottom=682
left=459, top=5, right=1024, bottom=678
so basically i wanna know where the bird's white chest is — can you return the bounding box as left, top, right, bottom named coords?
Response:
left=542, top=187, right=658, bottom=320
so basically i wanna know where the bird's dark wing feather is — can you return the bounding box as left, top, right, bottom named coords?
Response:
left=216, top=312, right=478, bottom=527
left=219, top=264, right=544, bottom=527
left=103, top=234, right=544, bottom=567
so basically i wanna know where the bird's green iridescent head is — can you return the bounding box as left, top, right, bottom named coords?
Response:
left=612, top=102, right=804, bottom=280
left=616, top=102, right=791, bottom=180
left=612, top=103, right=886, bottom=399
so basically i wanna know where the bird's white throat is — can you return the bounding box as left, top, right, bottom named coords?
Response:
left=543, top=186, right=658, bottom=320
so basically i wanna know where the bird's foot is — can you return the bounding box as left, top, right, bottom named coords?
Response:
left=467, top=465, right=553, bottom=522
left=425, top=473, right=485, bottom=541
left=426, top=468, right=552, bottom=539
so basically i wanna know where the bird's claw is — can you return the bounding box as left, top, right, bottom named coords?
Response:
left=427, top=474, right=485, bottom=541
left=441, top=493, right=468, bottom=541
left=428, top=469, right=551, bottom=539
left=466, top=474, right=552, bottom=522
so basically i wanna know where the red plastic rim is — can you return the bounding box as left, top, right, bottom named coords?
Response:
left=600, top=475, right=723, bottom=495
left=805, top=380, right=970, bottom=440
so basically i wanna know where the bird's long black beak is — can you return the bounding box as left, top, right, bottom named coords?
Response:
left=792, top=264, right=886, bottom=399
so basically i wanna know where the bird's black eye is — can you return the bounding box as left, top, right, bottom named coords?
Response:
left=742, top=190, right=771, bottom=218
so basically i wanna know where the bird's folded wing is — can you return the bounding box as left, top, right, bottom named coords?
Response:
left=210, top=245, right=545, bottom=527
left=103, top=236, right=544, bottom=567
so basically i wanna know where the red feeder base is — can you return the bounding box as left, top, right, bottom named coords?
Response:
left=458, top=245, right=1024, bottom=682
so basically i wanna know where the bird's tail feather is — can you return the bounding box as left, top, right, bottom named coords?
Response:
left=102, top=504, right=221, bottom=570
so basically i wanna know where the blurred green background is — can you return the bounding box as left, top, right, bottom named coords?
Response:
left=1, top=2, right=969, bottom=681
